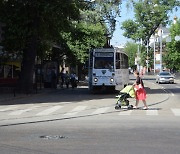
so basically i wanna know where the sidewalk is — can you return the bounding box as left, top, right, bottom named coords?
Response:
left=0, top=81, right=87, bottom=103
left=0, top=87, right=59, bottom=103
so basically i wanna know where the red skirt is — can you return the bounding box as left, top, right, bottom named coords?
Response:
left=135, top=88, right=146, bottom=100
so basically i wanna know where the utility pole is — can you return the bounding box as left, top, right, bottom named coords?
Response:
left=153, top=35, right=156, bottom=74
left=159, top=24, right=163, bottom=72
left=146, top=40, right=149, bottom=73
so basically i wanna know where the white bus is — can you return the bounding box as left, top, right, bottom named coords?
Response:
left=88, top=47, right=129, bottom=92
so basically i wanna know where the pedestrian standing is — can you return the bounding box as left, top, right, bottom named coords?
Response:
left=51, top=68, right=57, bottom=89
left=133, top=71, right=148, bottom=110
left=70, top=72, right=77, bottom=89
left=60, top=68, right=65, bottom=88
left=65, top=71, right=70, bottom=88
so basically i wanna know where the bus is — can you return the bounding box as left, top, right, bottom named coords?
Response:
left=88, top=47, right=129, bottom=92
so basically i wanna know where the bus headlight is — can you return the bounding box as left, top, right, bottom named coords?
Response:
left=110, top=78, right=114, bottom=82
left=94, top=78, right=98, bottom=82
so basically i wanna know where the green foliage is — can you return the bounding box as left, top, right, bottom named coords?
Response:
left=124, top=42, right=138, bottom=67
left=0, top=0, right=81, bottom=52
left=121, top=20, right=139, bottom=40
left=0, top=0, right=122, bottom=64
left=121, top=0, right=178, bottom=70
left=86, top=0, right=122, bottom=35
left=62, top=22, right=106, bottom=64
left=121, top=0, right=177, bottom=44
left=164, top=19, right=180, bottom=71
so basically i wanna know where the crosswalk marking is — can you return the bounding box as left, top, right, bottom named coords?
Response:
left=9, top=106, right=39, bottom=115
left=36, top=106, right=63, bottom=116
left=1, top=105, right=180, bottom=117
left=63, top=106, right=87, bottom=116
left=146, top=110, right=158, bottom=116
left=92, top=107, right=110, bottom=115
left=9, top=109, right=33, bottom=115
left=0, top=106, right=17, bottom=112
left=118, top=110, right=132, bottom=115
left=171, top=108, right=180, bottom=116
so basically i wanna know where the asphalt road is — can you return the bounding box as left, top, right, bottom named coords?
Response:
left=0, top=76, right=180, bottom=154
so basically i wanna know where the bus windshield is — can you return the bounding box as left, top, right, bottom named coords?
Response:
left=94, top=57, right=114, bottom=69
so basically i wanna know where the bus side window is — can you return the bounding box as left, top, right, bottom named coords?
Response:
left=124, top=54, right=128, bottom=69
left=120, top=53, right=124, bottom=69
left=116, top=53, right=120, bottom=69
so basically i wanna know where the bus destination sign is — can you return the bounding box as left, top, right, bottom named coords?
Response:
left=95, top=52, right=113, bottom=57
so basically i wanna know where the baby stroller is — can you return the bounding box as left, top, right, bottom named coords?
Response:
left=115, top=85, right=135, bottom=110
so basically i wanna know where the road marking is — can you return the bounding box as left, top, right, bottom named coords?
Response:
left=63, top=106, right=87, bottom=116
left=118, top=110, right=132, bottom=115
left=0, top=106, right=17, bottom=112
left=9, top=106, right=39, bottom=115
left=36, top=106, right=63, bottom=116
left=171, top=108, right=180, bottom=116
left=162, top=87, right=175, bottom=96
left=146, top=110, right=158, bottom=116
left=92, top=107, right=110, bottom=115
left=9, top=109, right=33, bottom=115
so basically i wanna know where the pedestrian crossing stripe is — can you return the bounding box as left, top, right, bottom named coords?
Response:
left=9, top=106, right=39, bottom=116
left=118, top=110, right=132, bottom=115
left=146, top=110, right=158, bottom=116
left=36, top=106, right=63, bottom=116
left=91, top=107, right=110, bottom=115
left=0, top=106, right=18, bottom=112
left=9, top=109, right=33, bottom=115
left=171, top=108, right=180, bottom=116
left=1, top=105, right=180, bottom=117
left=63, top=106, right=87, bottom=116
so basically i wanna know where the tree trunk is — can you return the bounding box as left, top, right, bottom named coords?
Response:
left=19, top=37, right=37, bottom=94
left=19, top=3, right=38, bottom=94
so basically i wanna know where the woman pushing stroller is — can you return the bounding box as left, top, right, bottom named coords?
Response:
left=133, top=71, right=148, bottom=110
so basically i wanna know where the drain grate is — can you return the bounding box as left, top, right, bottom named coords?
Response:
left=39, top=135, right=67, bottom=140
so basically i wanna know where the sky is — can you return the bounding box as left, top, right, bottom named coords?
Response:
left=110, top=1, right=180, bottom=46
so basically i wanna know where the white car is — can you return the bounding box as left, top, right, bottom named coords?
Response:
left=156, top=72, right=175, bottom=84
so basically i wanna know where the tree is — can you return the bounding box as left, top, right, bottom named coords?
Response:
left=0, top=0, right=123, bottom=93
left=121, top=0, right=178, bottom=44
left=124, top=42, right=138, bottom=67
left=0, top=0, right=81, bottom=93
left=164, top=19, right=180, bottom=71
left=121, top=0, right=178, bottom=69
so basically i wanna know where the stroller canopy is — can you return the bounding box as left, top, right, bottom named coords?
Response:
left=120, top=85, right=135, bottom=98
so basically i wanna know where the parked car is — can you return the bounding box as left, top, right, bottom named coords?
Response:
left=156, top=71, right=175, bottom=84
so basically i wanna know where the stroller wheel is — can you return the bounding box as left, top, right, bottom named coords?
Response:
left=128, top=105, right=133, bottom=110
left=126, top=100, right=129, bottom=106
left=115, top=104, right=121, bottom=110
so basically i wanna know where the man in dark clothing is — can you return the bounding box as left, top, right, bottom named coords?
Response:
left=51, top=68, right=57, bottom=89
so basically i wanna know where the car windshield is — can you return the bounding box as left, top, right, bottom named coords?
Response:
left=159, top=72, right=171, bottom=76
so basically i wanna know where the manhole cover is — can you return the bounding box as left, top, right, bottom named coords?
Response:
left=39, top=135, right=67, bottom=140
